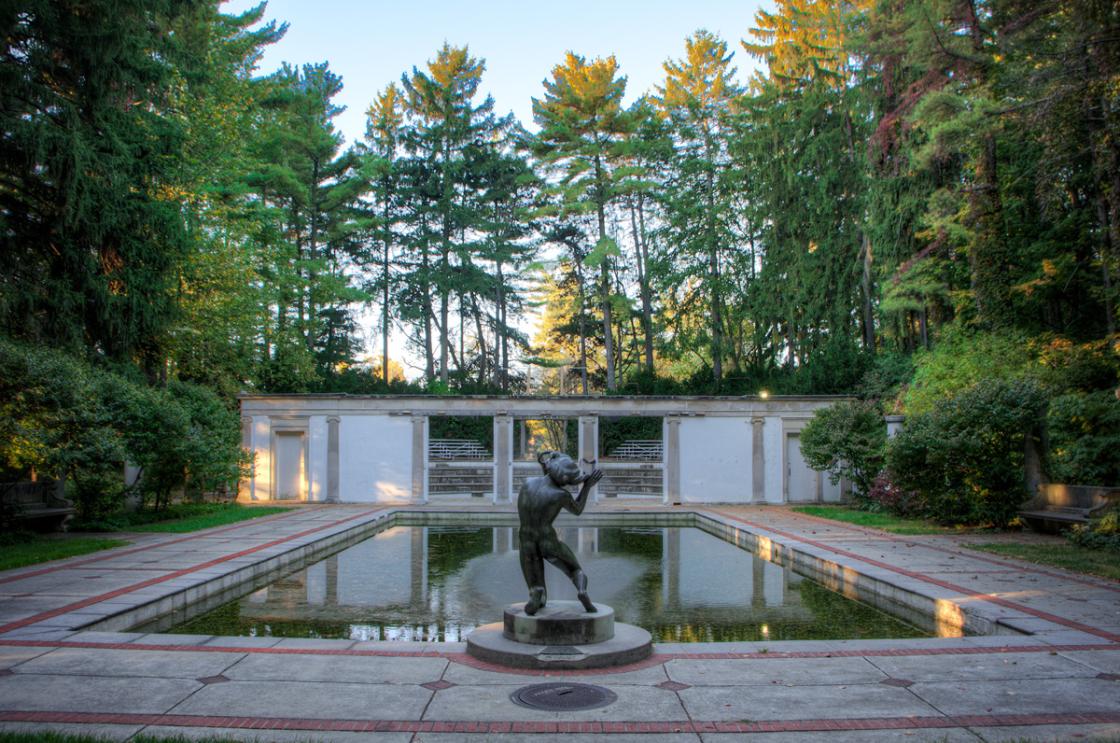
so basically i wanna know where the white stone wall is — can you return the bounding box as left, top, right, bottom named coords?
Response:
left=338, top=415, right=413, bottom=503
left=308, top=415, right=328, bottom=502
left=248, top=417, right=271, bottom=502
left=239, top=395, right=851, bottom=505
left=678, top=417, right=752, bottom=504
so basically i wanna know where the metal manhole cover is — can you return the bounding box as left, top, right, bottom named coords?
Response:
left=511, top=682, right=617, bottom=711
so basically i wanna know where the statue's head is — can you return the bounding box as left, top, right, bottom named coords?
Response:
left=537, top=450, right=583, bottom=486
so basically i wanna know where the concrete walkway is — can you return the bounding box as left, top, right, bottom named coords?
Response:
left=1, top=504, right=1118, bottom=742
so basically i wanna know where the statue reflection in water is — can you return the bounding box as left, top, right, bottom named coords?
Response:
left=517, top=450, right=603, bottom=615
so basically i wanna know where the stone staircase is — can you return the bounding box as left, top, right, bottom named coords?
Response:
left=511, top=465, right=663, bottom=500
left=598, top=466, right=663, bottom=499
left=428, top=463, right=493, bottom=498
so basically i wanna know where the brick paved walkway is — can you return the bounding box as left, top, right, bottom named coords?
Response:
left=1, top=504, right=1118, bottom=742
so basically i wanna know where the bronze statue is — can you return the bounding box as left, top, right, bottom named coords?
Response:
left=517, top=450, right=603, bottom=615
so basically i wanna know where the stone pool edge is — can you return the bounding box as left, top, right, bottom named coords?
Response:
left=50, top=505, right=1045, bottom=642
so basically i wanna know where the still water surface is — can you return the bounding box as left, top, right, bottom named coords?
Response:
left=174, top=523, right=927, bottom=642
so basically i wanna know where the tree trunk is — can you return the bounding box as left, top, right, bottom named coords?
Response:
left=382, top=199, right=391, bottom=384
left=594, top=154, right=616, bottom=391
left=861, top=232, right=876, bottom=349
left=629, top=196, right=655, bottom=372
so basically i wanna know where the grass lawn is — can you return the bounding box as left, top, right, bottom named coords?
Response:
left=0, top=535, right=129, bottom=572
left=117, top=502, right=292, bottom=533
left=966, top=542, right=1120, bottom=582
left=791, top=505, right=956, bottom=535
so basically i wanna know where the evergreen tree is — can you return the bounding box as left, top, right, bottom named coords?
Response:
left=656, top=30, right=742, bottom=385
left=532, top=53, right=635, bottom=391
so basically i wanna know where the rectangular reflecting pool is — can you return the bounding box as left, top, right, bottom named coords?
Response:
left=169, top=519, right=929, bottom=643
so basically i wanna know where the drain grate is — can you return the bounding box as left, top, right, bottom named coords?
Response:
left=511, top=682, right=618, bottom=711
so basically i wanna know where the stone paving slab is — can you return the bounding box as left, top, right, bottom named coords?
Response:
left=224, top=651, right=449, bottom=684
left=0, top=645, right=51, bottom=669
left=16, top=646, right=242, bottom=678
left=168, top=678, right=432, bottom=720
left=969, top=723, right=1120, bottom=741
left=911, top=675, right=1120, bottom=717
left=0, top=673, right=200, bottom=713
left=0, top=503, right=1118, bottom=742
left=664, top=656, right=886, bottom=686
left=677, top=681, right=942, bottom=722
left=864, top=650, right=1101, bottom=682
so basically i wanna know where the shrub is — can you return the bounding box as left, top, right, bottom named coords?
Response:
left=799, top=400, right=886, bottom=499
left=1067, top=506, right=1120, bottom=552
left=1047, top=390, right=1120, bottom=486
left=864, top=470, right=926, bottom=517
left=889, top=378, right=1048, bottom=526
left=0, top=338, right=245, bottom=518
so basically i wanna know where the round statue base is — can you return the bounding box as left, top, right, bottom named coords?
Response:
left=466, top=601, right=652, bottom=670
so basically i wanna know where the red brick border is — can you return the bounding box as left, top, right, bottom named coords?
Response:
left=0, top=508, right=387, bottom=634
left=705, top=508, right=1120, bottom=643
left=2, top=710, right=1118, bottom=734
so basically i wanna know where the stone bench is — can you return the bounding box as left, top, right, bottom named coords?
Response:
left=1019, top=483, right=1120, bottom=533
left=1, top=480, right=75, bottom=532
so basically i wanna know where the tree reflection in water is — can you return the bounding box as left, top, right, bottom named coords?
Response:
left=173, top=524, right=929, bottom=642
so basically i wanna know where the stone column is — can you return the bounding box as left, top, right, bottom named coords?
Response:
left=752, top=417, right=766, bottom=503
left=664, top=416, right=681, bottom=505
left=326, top=416, right=340, bottom=503
left=239, top=416, right=253, bottom=501
left=411, top=415, right=427, bottom=503
left=493, top=414, right=513, bottom=503
left=578, top=415, right=599, bottom=501
left=885, top=414, right=905, bottom=439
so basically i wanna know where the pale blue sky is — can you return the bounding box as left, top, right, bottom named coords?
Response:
left=226, top=0, right=771, bottom=147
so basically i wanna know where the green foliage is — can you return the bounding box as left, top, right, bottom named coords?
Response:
left=1047, top=391, right=1120, bottom=486
left=858, top=352, right=915, bottom=405
left=889, top=378, right=1048, bottom=526
left=428, top=416, right=495, bottom=450
left=0, top=338, right=245, bottom=519
left=0, top=532, right=129, bottom=572
left=1067, top=506, right=1120, bottom=553
left=599, top=416, right=662, bottom=457
left=904, top=327, right=1035, bottom=415
left=970, top=541, right=1120, bottom=582
left=799, top=400, right=886, bottom=498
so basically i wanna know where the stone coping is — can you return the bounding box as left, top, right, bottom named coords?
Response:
left=1, top=504, right=1117, bottom=646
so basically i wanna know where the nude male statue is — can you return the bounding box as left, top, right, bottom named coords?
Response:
left=517, top=450, right=604, bottom=616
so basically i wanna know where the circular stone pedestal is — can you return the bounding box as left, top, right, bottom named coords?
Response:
left=504, top=601, right=614, bottom=645
left=466, top=601, right=652, bottom=670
